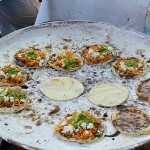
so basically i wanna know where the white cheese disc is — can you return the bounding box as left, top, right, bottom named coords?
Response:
left=39, top=77, right=84, bottom=101
left=88, top=83, right=129, bottom=107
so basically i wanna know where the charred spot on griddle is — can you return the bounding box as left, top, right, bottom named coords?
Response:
left=103, top=112, right=108, bottom=118
left=140, top=54, right=145, bottom=58
left=24, top=126, right=32, bottom=129
left=36, top=81, right=40, bottom=84
left=105, top=131, right=120, bottom=137
left=27, top=75, right=32, bottom=81
left=94, top=110, right=101, bottom=115
left=35, top=119, right=42, bottom=126
left=51, top=54, right=56, bottom=58
left=125, top=75, right=134, bottom=79
left=63, top=46, right=68, bottom=49
left=93, top=72, right=98, bottom=76
left=37, top=99, right=42, bottom=103
left=122, top=81, right=126, bottom=84
left=21, top=84, right=28, bottom=89
left=147, top=59, right=150, bottom=63
left=28, top=92, right=35, bottom=95
left=15, top=60, right=25, bottom=67
left=90, top=107, right=96, bottom=111
left=62, top=38, right=72, bottom=43
left=116, top=105, right=127, bottom=110
left=45, top=44, right=52, bottom=49
left=48, top=105, right=60, bottom=116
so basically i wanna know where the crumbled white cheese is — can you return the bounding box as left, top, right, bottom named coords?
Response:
left=66, top=116, right=72, bottom=120
left=85, top=130, right=89, bottom=134
left=75, top=128, right=79, bottom=132
left=0, top=71, right=5, bottom=76
left=4, top=96, right=9, bottom=101
left=87, top=123, right=94, bottom=129
left=39, top=59, right=44, bottom=66
left=60, top=121, right=67, bottom=127
left=10, top=97, right=15, bottom=102
left=91, top=52, right=99, bottom=58
left=108, top=46, right=113, bottom=51
left=138, top=63, right=143, bottom=67
left=9, top=97, right=14, bottom=101
left=20, top=99, right=26, bottom=103
left=80, top=122, right=86, bottom=129
left=88, top=48, right=101, bottom=58
left=88, top=48, right=94, bottom=55
left=2, top=89, right=8, bottom=96
left=17, top=54, right=22, bottom=57
left=61, top=60, right=66, bottom=67
left=11, top=74, right=15, bottom=78
left=37, top=57, right=41, bottom=60
left=120, top=62, right=127, bottom=70
left=17, top=72, right=22, bottom=76
left=100, top=55, right=104, bottom=59
left=61, top=124, right=75, bottom=133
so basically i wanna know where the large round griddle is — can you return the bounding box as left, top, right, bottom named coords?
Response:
left=0, top=21, right=149, bottom=150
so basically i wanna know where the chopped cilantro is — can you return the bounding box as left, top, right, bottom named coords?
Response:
left=124, top=59, right=139, bottom=68
left=25, top=49, right=39, bottom=59
left=5, top=67, right=19, bottom=75
left=63, top=57, right=77, bottom=69
left=96, top=47, right=108, bottom=54
left=5, top=89, right=26, bottom=100
left=70, top=113, right=94, bottom=129
left=0, top=96, right=4, bottom=102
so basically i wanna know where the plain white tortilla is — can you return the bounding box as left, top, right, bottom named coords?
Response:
left=88, top=83, right=129, bottom=107
left=40, top=77, right=84, bottom=101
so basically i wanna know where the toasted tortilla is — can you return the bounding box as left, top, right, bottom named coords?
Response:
left=112, top=107, right=150, bottom=136
left=54, top=111, right=106, bottom=143
left=111, top=57, right=148, bottom=79
left=82, top=44, right=117, bottom=65
left=88, top=83, right=129, bottom=107
left=0, top=64, right=27, bottom=86
left=0, top=86, right=31, bottom=114
left=14, top=47, right=49, bottom=68
left=40, top=77, right=84, bottom=101
left=136, top=78, right=150, bottom=101
left=48, top=52, right=84, bottom=72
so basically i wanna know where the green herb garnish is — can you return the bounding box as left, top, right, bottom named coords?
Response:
left=5, top=89, right=26, bottom=100
left=124, top=59, right=139, bottom=68
left=25, top=49, right=39, bottom=59
left=5, top=67, right=19, bottom=75
left=63, top=57, right=77, bottom=69
left=70, top=113, right=94, bottom=129
left=96, top=47, right=108, bottom=54
left=0, top=96, right=4, bottom=102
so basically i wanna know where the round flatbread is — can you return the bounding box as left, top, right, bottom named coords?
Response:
left=112, top=107, right=150, bottom=136
left=54, top=111, right=106, bottom=143
left=136, top=78, right=150, bottom=101
left=0, top=64, right=27, bottom=86
left=48, top=50, right=84, bottom=72
left=14, top=46, right=49, bottom=68
left=82, top=44, right=117, bottom=65
left=40, top=77, right=84, bottom=101
left=88, top=83, right=129, bottom=107
left=0, top=86, right=30, bottom=113
left=111, top=57, right=148, bottom=79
